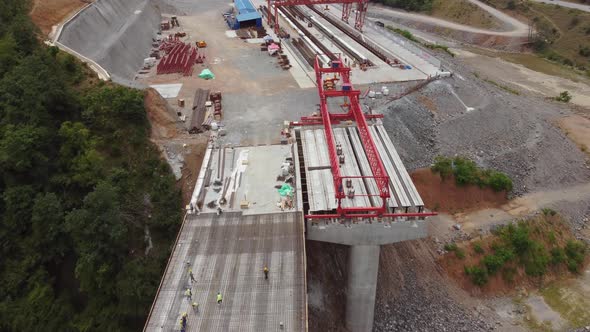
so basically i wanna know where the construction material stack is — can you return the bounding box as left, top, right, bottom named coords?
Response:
left=156, top=36, right=198, bottom=76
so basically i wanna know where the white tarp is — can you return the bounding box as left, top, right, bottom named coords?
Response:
left=149, top=83, right=183, bottom=98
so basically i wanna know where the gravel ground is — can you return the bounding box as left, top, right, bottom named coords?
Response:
left=374, top=57, right=590, bottom=197
left=373, top=241, right=502, bottom=332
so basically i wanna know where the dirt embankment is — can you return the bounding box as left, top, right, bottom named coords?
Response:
left=30, top=0, right=90, bottom=36
left=144, top=88, right=208, bottom=206
left=439, top=214, right=589, bottom=296
left=411, top=168, right=508, bottom=214
left=144, top=88, right=179, bottom=140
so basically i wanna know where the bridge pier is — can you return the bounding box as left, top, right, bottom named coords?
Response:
left=346, top=244, right=380, bottom=332
left=307, top=219, right=429, bottom=331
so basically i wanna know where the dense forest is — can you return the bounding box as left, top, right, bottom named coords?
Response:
left=0, top=1, right=181, bottom=331
left=371, top=0, right=434, bottom=11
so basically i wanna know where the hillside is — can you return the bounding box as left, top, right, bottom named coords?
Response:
left=30, top=0, right=89, bottom=35
left=0, top=1, right=181, bottom=331
left=372, top=0, right=505, bottom=30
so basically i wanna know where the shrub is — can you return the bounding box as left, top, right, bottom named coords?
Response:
left=455, top=248, right=466, bottom=259
left=523, top=241, right=549, bottom=276
left=565, top=240, right=587, bottom=272
left=542, top=208, right=557, bottom=216
left=487, top=171, right=513, bottom=192
left=550, top=247, right=566, bottom=265
left=554, top=91, right=572, bottom=103
left=432, top=156, right=453, bottom=179
left=502, top=222, right=532, bottom=255
left=453, top=157, right=479, bottom=186
left=473, top=242, right=485, bottom=254
left=483, top=254, right=505, bottom=274
left=547, top=231, right=557, bottom=245
left=494, top=245, right=516, bottom=262
left=579, top=46, right=590, bottom=58
left=432, top=156, right=512, bottom=192
left=444, top=242, right=458, bottom=252
left=464, top=265, right=488, bottom=286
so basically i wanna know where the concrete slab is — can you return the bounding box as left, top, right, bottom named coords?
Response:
left=144, top=212, right=306, bottom=332
left=200, top=145, right=297, bottom=215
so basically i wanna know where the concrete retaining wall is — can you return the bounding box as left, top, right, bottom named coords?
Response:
left=58, top=0, right=161, bottom=81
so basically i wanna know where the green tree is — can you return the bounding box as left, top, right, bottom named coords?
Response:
left=66, top=182, right=128, bottom=295
left=0, top=125, right=51, bottom=176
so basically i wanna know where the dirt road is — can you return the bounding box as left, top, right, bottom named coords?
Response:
left=530, top=0, right=590, bottom=13
left=367, top=0, right=529, bottom=37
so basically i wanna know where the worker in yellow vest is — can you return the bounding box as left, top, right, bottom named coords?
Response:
left=216, top=292, right=223, bottom=305
left=263, top=266, right=269, bottom=280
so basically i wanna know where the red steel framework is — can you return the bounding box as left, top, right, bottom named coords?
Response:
left=267, top=0, right=369, bottom=33
left=297, top=55, right=437, bottom=220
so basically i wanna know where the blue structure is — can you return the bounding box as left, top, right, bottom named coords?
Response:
left=228, top=0, right=262, bottom=30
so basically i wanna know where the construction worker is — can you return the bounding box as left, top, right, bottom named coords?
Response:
left=192, top=302, right=199, bottom=313
left=263, top=266, right=269, bottom=280
left=189, top=268, right=196, bottom=283
left=216, top=292, right=223, bottom=305
left=185, top=288, right=192, bottom=300
left=180, top=312, right=187, bottom=331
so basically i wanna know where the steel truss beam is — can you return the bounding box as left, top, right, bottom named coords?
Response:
left=267, top=0, right=369, bottom=33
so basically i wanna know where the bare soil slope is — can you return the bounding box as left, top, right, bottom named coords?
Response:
left=30, top=0, right=89, bottom=35
left=411, top=168, right=508, bottom=214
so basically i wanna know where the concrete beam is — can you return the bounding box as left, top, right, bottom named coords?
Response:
left=346, top=245, right=380, bottom=332
left=306, top=219, right=427, bottom=246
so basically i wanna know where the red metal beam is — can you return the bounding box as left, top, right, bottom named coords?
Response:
left=273, top=0, right=362, bottom=6
left=268, top=0, right=369, bottom=33
left=354, top=1, right=368, bottom=31
left=314, top=58, right=345, bottom=202
left=341, top=2, right=352, bottom=22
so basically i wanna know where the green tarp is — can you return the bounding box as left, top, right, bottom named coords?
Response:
left=278, top=184, right=294, bottom=197
left=198, top=68, right=215, bottom=80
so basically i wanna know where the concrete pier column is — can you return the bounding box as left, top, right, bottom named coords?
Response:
left=346, top=244, right=380, bottom=332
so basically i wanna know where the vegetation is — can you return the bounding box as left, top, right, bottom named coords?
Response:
left=486, top=0, right=590, bottom=74
left=445, top=242, right=466, bottom=259
left=431, top=156, right=513, bottom=192
left=0, top=1, right=181, bottom=331
left=554, top=90, right=572, bottom=103
left=373, top=0, right=434, bottom=11
left=464, top=265, right=488, bottom=285
left=386, top=26, right=455, bottom=57
left=457, top=215, right=588, bottom=286
left=473, top=242, right=485, bottom=254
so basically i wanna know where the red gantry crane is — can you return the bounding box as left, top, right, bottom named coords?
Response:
left=267, top=0, right=369, bottom=33
left=297, top=55, right=437, bottom=220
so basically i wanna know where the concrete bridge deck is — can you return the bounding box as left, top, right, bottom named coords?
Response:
left=144, top=211, right=307, bottom=331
